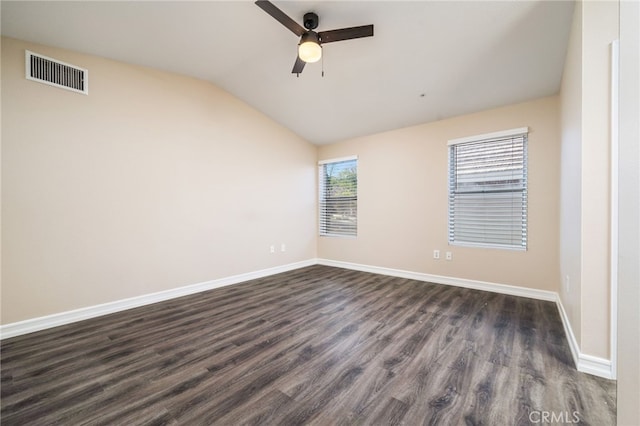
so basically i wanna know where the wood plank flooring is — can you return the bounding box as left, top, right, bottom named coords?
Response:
left=1, top=265, right=616, bottom=425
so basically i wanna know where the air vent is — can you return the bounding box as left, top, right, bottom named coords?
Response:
left=25, top=50, right=88, bottom=95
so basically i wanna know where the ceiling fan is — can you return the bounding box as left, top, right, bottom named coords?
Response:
left=255, top=0, right=374, bottom=75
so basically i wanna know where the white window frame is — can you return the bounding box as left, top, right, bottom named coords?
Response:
left=318, top=155, right=358, bottom=238
left=447, top=127, right=528, bottom=250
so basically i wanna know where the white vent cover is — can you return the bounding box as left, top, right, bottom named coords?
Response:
left=25, top=50, right=88, bottom=95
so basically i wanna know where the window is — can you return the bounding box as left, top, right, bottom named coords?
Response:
left=319, top=156, right=357, bottom=237
left=448, top=128, right=528, bottom=250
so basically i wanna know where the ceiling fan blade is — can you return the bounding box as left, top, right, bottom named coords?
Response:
left=255, top=0, right=305, bottom=37
left=318, top=25, right=374, bottom=44
left=292, top=56, right=306, bottom=74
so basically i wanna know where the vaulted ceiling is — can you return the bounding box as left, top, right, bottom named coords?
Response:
left=1, top=1, right=574, bottom=145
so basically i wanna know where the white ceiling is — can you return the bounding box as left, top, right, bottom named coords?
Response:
left=1, top=1, right=574, bottom=145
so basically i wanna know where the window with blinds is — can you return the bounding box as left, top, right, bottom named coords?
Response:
left=319, top=156, right=357, bottom=237
left=448, top=128, right=528, bottom=250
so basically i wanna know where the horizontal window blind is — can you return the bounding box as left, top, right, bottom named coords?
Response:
left=319, top=157, right=357, bottom=237
left=448, top=131, right=528, bottom=249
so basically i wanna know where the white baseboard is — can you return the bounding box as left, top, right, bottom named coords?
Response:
left=554, top=295, right=581, bottom=371
left=0, top=257, right=615, bottom=380
left=316, top=258, right=558, bottom=301
left=317, top=258, right=615, bottom=380
left=554, top=295, right=614, bottom=379
left=578, top=354, right=614, bottom=379
left=0, top=259, right=316, bottom=340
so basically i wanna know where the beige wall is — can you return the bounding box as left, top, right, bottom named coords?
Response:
left=559, top=0, right=583, bottom=348
left=559, top=0, right=618, bottom=360
left=581, top=0, right=618, bottom=359
left=318, top=96, right=561, bottom=292
left=1, top=37, right=317, bottom=324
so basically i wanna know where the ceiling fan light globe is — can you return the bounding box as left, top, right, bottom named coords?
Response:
left=298, top=41, right=322, bottom=63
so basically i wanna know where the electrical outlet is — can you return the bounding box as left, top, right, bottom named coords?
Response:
left=446, top=251, right=452, bottom=261
left=270, top=245, right=275, bottom=254
left=433, top=250, right=440, bottom=260
left=281, top=243, right=286, bottom=252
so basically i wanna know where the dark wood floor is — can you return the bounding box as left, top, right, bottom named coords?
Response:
left=1, top=265, right=616, bottom=425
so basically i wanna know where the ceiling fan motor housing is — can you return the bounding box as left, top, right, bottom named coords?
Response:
left=303, top=12, right=319, bottom=30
